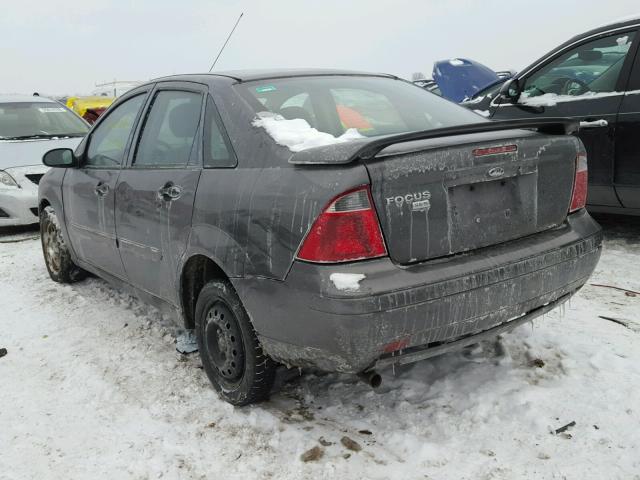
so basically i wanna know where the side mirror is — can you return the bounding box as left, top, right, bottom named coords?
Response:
left=43, top=148, right=77, bottom=168
left=499, top=78, right=522, bottom=102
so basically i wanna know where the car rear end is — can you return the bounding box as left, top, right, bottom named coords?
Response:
left=232, top=74, right=602, bottom=373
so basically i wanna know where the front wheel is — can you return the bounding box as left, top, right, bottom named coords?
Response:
left=40, top=206, right=86, bottom=283
left=195, top=280, right=277, bottom=406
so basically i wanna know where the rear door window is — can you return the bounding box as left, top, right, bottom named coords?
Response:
left=133, top=90, right=203, bottom=168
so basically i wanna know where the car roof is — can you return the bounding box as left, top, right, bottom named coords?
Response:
left=596, top=14, right=640, bottom=31
left=0, top=94, right=59, bottom=104
left=571, top=15, right=640, bottom=43
left=153, top=68, right=397, bottom=84
left=517, top=15, right=640, bottom=79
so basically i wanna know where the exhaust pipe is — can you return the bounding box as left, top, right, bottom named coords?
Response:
left=358, top=370, right=382, bottom=389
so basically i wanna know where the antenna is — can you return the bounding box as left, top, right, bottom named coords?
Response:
left=209, top=12, right=244, bottom=72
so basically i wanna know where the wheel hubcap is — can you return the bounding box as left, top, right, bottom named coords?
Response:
left=204, top=301, right=245, bottom=381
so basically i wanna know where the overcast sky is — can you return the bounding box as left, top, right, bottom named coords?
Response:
left=1, top=0, right=639, bottom=95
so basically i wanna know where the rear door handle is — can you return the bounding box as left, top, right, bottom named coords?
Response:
left=94, top=182, right=109, bottom=196
left=158, top=182, right=183, bottom=201
left=579, top=119, right=608, bottom=128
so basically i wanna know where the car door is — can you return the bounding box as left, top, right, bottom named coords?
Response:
left=615, top=31, right=640, bottom=208
left=491, top=28, right=638, bottom=208
left=63, top=91, right=148, bottom=279
left=115, top=82, right=205, bottom=304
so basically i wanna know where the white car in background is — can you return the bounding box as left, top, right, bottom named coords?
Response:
left=0, top=95, right=89, bottom=226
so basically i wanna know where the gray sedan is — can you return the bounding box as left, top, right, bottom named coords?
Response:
left=0, top=95, right=88, bottom=226
left=38, top=71, right=601, bottom=405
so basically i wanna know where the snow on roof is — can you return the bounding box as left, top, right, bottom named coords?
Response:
left=252, top=112, right=364, bottom=152
left=519, top=91, right=624, bottom=107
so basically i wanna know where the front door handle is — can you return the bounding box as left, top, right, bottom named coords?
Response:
left=158, top=182, right=183, bottom=201
left=580, top=119, right=608, bottom=128
left=94, top=182, right=109, bottom=196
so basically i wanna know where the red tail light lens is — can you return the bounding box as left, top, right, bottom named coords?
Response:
left=569, top=152, right=588, bottom=213
left=296, top=186, right=387, bottom=263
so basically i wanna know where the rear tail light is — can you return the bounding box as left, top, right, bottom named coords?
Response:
left=569, top=151, right=588, bottom=213
left=296, top=186, right=387, bottom=263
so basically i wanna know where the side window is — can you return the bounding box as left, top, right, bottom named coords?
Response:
left=204, top=97, right=236, bottom=168
left=522, top=31, right=636, bottom=99
left=133, top=90, right=202, bottom=168
left=86, top=94, right=145, bottom=167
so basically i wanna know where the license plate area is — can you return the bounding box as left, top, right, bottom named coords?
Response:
left=447, top=171, right=538, bottom=253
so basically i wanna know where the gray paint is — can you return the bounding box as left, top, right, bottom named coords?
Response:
left=38, top=72, right=603, bottom=373
left=238, top=211, right=601, bottom=372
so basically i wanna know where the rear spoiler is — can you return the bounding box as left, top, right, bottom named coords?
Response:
left=289, top=118, right=579, bottom=165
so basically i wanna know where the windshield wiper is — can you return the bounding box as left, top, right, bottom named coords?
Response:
left=0, top=133, right=86, bottom=140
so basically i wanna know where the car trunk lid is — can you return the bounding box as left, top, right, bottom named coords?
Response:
left=365, top=130, right=580, bottom=264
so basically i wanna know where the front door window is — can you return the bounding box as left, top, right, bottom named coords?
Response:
left=520, top=31, right=636, bottom=104
left=86, top=94, right=146, bottom=167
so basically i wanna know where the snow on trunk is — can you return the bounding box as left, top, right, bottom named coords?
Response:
left=253, top=112, right=364, bottom=152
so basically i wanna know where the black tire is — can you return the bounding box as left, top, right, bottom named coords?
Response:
left=195, top=280, right=277, bottom=406
left=40, top=206, right=86, bottom=283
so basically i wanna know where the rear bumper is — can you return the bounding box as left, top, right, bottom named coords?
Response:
left=234, top=210, right=602, bottom=373
left=0, top=189, right=39, bottom=226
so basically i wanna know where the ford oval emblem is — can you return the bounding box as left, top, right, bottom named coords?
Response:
left=488, top=167, right=505, bottom=178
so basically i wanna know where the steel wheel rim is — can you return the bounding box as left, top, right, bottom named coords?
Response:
left=43, top=222, right=61, bottom=273
left=204, top=301, right=245, bottom=381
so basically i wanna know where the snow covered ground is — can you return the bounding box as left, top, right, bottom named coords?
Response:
left=1, top=216, right=639, bottom=480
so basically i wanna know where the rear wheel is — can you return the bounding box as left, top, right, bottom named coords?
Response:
left=195, top=280, right=277, bottom=406
left=40, top=206, right=86, bottom=283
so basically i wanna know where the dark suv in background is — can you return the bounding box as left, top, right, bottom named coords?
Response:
left=39, top=70, right=602, bottom=405
left=463, top=16, right=640, bottom=215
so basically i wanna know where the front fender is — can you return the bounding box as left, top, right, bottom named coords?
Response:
left=38, top=168, right=79, bottom=263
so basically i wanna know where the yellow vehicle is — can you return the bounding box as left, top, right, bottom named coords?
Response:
left=65, top=96, right=114, bottom=124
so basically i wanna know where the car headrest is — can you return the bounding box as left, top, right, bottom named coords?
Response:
left=279, top=106, right=314, bottom=127
left=168, top=102, right=201, bottom=138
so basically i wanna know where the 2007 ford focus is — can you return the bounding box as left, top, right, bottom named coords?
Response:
left=38, top=70, right=602, bottom=405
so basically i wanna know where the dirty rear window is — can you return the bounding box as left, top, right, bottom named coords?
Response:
left=236, top=75, right=484, bottom=139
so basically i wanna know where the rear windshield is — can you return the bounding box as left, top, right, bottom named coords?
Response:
left=236, top=76, right=485, bottom=139
left=0, top=102, right=89, bottom=140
